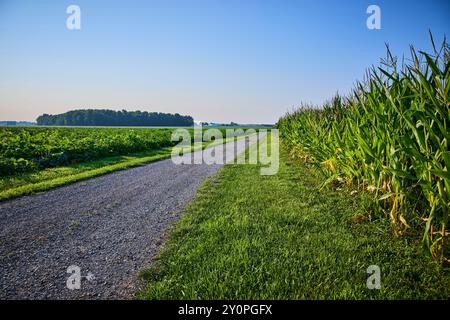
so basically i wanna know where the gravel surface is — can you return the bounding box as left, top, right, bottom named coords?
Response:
left=0, top=136, right=260, bottom=299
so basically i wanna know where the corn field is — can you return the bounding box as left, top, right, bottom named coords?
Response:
left=276, top=34, right=450, bottom=261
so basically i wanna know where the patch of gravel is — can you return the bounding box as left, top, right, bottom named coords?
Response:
left=0, top=136, right=260, bottom=299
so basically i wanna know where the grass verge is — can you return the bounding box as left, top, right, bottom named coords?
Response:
left=137, top=140, right=450, bottom=299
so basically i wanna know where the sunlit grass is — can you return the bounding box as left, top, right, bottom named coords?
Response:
left=138, top=143, right=450, bottom=299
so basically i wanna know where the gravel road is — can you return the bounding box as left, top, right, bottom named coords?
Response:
left=0, top=136, right=259, bottom=299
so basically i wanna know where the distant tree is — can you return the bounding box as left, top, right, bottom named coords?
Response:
left=36, top=109, right=194, bottom=126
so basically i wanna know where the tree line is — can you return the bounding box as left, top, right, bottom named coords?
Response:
left=36, top=109, right=194, bottom=126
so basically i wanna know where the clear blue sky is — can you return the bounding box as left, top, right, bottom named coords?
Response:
left=0, top=0, right=448, bottom=123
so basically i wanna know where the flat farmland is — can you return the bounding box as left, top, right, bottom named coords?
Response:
left=0, top=126, right=262, bottom=201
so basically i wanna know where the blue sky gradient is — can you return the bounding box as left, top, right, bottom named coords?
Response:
left=0, top=0, right=449, bottom=123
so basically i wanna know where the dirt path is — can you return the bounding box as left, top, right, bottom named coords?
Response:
left=0, top=136, right=259, bottom=299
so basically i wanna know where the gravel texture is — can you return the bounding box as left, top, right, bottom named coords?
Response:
left=0, top=137, right=259, bottom=299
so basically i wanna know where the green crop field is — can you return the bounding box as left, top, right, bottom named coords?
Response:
left=276, top=38, right=449, bottom=261
left=2, top=0, right=449, bottom=304
left=0, top=126, right=262, bottom=201
left=0, top=126, right=176, bottom=175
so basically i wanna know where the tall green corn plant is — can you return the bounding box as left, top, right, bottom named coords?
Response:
left=276, top=34, right=450, bottom=260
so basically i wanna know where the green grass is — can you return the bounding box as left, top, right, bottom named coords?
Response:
left=0, top=133, right=256, bottom=202
left=137, top=141, right=450, bottom=299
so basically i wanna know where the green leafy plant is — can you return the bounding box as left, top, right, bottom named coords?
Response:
left=277, top=34, right=449, bottom=261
